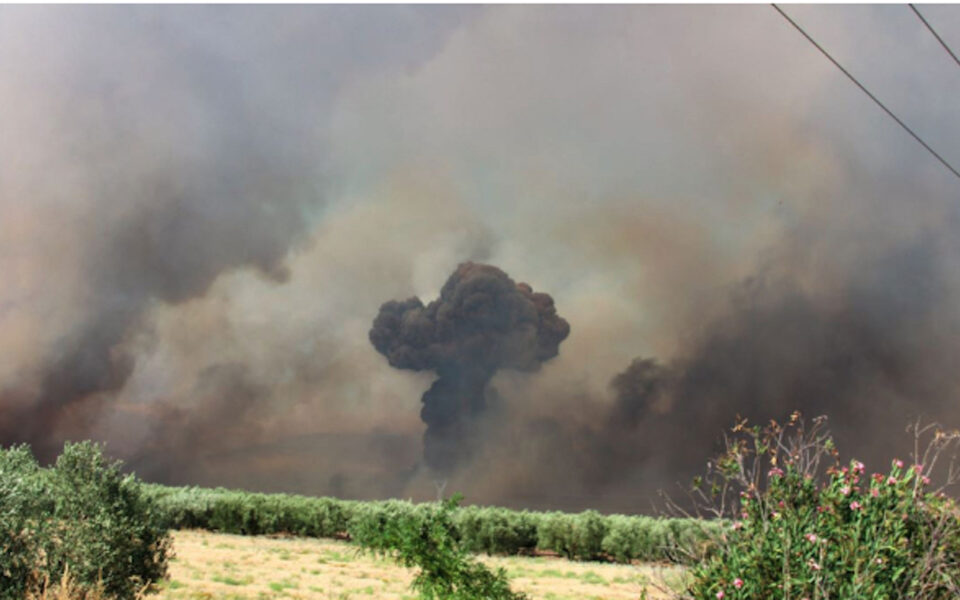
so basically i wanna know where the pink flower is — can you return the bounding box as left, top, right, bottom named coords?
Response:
left=805, top=533, right=818, bottom=543
left=853, top=461, right=865, bottom=474
left=733, top=578, right=744, bottom=589
left=915, top=464, right=924, bottom=474
left=769, top=467, right=784, bottom=478
left=887, top=477, right=897, bottom=485
left=732, top=521, right=743, bottom=530
left=922, top=476, right=931, bottom=485
left=716, top=591, right=725, bottom=599
left=840, top=486, right=851, bottom=496
left=808, top=559, right=821, bottom=571
left=850, top=501, right=862, bottom=511
left=871, top=488, right=880, bottom=497
left=894, top=459, right=904, bottom=469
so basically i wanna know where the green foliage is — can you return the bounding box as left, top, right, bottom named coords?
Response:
left=145, top=484, right=354, bottom=537
left=452, top=506, right=539, bottom=555
left=353, top=494, right=528, bottom=600
left=686, top=416, right=960, bottom=600
left=0, top=442, right=171, bottom=600
left=602, top=515, right=669, bottom=563
left=0, top=445, right=46, bottom=596
left=146, top=483, right=713, bottom=564
left=537, top=510, right=608, bottom=560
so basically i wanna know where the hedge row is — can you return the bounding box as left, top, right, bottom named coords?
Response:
left=143, top=484, right=720, bottom=563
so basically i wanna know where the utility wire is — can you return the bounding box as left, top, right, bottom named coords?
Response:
left=910, top=4, right=960, bottom=70
left=771, top=4, right=960, bottom=182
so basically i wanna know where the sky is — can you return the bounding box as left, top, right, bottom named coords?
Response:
left=2, top=5, right=960, bottom=512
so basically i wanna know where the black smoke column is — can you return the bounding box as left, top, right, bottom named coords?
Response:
left=370, top=262, right=570, bottom=474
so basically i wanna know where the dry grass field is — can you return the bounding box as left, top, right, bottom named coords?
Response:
left=154, top=530, right=687, bottom=600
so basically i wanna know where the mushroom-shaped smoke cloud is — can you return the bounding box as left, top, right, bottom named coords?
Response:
left=370, top=262, right=570, bottom=473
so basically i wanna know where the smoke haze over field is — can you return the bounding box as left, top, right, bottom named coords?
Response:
left=3, top=5, right=960, bottom=511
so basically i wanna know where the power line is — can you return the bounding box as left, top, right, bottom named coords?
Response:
left=771, top=4, right=960, bottom=182
left=910, top=4, right=960, bottom=70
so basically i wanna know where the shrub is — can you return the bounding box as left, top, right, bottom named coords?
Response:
left=0, top=445, right=47, bottom=596
left=537, top=510, right=609, bottom=561
left=353, top=494, right=527, bottom=600
left=144, top=484, right=357, bottom=538
left=453, top=506, right=540, bottom=555
left=348, top=499, right=426, bottom=547
left=0, top=442, right=171, bottom=600
left=681, top=414, right=960, bottom=600
left=603, top=514, right=659, bottom=562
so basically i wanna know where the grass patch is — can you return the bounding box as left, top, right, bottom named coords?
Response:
left=580, top=571, right=607, bottom=585
left=267, top=579, right=298, bottom=592
left=157, top=529, right=679, bottom=600
left=211, top=574, right=251, bottom=586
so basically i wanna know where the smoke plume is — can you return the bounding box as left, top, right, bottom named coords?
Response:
left=3, top=5, right=960, bottom=512
left=0, top=5, right=471, bottom=463
left=370, top=262, right=570, bottom=473
left=598, top=236, right=960, bottom=490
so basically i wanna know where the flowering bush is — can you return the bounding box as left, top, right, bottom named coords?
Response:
left=681, top=414, right=960, bottom=600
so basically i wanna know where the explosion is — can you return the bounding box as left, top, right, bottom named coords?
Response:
left=370, top=262, right=570, bottom=473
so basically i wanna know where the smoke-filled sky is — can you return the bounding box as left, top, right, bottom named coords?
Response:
left=2, top=5, right=960, bottom=512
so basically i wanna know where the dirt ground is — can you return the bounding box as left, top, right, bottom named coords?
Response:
left=154, top=529, right=686, bottom=600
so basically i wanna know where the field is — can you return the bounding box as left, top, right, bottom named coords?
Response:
left=155, top=530, right=687, bottom=600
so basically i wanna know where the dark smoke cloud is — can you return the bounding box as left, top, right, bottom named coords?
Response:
left=3, top=5, right=960, bottom=514
left=487, top=233, right=960, bottom=512
left=123, top=362, right=270, bottom=482
left=370, top=262, right=570, bottom=473
left=0, top=5, right=473, bottom=461
left=12, top=176, right=304, bottom=457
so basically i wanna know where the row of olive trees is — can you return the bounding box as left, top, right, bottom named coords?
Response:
left=144, top=483, right=716, bottom=563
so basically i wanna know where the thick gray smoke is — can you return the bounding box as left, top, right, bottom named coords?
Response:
left=370, top=262, right=570, bottom=473
left=3, top=5, right=960, bottom=512
left=599, top=236, right=960, bottom=491
left=466, top=232, right=960, bottom=513
left=0, top=5, right=472, bottom=462
left=7, top=177, right=304, bottom=459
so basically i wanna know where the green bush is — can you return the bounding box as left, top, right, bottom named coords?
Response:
left=0, top=442, right=171, bottom=600
left=603, top=514, right=658, bottom=562
left=686, top=415, right=960, bottom=600
left=0, top=445, right=47, bottom=596
left=537, top=510, right=610, bottom=561
left=354, top=495, right=527, bottom=600
left=452, top=506, right=540, bottom=555
left=348, top=499, right=426, bottom=547
left=145, top=484, right=356, bottom=537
